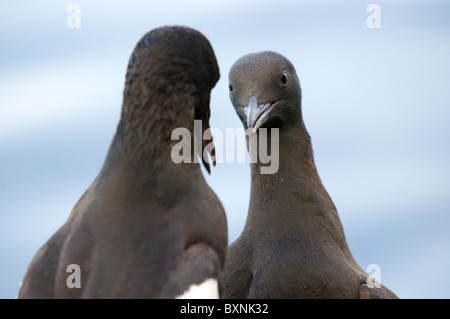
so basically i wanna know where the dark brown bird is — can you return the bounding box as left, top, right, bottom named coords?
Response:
left=221, top=51, right=397, bottom=299
left=18, top=26, right=227, bottom=298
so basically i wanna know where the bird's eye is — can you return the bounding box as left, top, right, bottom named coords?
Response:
left=281, top=73, right=288, bottom=86
left=229, top=83, right=233, bottom=92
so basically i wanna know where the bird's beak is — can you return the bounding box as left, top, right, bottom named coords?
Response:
left=246, top=95, right=278, bottom=133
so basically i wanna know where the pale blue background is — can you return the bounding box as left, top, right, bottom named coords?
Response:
left=1, top=0, right=449, bottom=298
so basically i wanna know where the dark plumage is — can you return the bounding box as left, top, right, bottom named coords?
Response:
left=221, top=51, right=397, bottom=299
left=18, top=26, right=227, bottom=298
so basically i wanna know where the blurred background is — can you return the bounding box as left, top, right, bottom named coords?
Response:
left=1, top=0, right=449, bottom=299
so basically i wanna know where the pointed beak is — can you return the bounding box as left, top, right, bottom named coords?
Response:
left=246, top=95, right=278, bottom=133
left=195, top=97, right=216, bottom=175
left=247, top=95, right=258, bottom=130
left=202, top=119, right=215, bottom=174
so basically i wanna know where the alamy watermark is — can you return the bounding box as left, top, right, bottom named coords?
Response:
left=366, top=4, right=381, bottom=29
left=171, top=120, right=280, bottom=174
left=66, top=4, right=81, bottom=29
left=66, top=264, right=81, bottom=288
left=366, top=264, right=382, bottom=288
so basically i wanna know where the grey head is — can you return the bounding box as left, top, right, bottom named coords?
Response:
left=228, top=51, right=302, bottom=132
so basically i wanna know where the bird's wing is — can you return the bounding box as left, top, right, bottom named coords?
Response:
left=17, top=223, right=70, bottom=298
left=359, top=283, right=399, bottom=299
left=159, top=242, right=222, bottom=299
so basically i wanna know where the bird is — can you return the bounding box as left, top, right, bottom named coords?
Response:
left=17, top=26, right=228, bottom=299
left=221, top=51, right=398, bottom=299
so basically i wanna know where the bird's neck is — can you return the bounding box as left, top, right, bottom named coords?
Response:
left=98, top=88, right=204, bottom=187
left=249, top=121, right=321, bottom=198
left=246, top=120, right=349, bottom=247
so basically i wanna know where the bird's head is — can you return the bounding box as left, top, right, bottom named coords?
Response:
left=123, top=26, right=220, bottom=173
left=228, top=51, right=302, bottom=132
